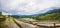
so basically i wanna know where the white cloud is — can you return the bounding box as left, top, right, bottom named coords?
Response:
left=2, top=12, right=12, bottom=15
left=1, top=0, right=60, bottom=15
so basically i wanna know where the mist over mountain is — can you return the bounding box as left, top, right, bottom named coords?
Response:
left=45, top=8, right=60, bottom=14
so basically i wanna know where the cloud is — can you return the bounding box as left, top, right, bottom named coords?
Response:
left=2, top=12, right=12, bottom=15
left=1, top=0, right=60, bottom=15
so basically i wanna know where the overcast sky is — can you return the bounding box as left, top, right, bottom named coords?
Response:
left=1, top=0, right=60, bottom=15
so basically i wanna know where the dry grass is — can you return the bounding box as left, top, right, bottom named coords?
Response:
left=0, top=21, right=9, bottom=28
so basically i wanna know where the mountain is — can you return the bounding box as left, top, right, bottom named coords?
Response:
left=11, top=9, right=60, bottom=20
left=35, top=9, right=60, bottom=20
left=45, top=8, right=60, bottom=14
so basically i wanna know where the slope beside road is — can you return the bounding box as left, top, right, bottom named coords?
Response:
left=5, top=17, right=20, bottom=28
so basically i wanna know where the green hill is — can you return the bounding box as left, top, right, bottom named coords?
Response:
left=33, top=9, right=60, bottom=20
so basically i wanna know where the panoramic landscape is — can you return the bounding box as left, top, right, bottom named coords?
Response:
left=0, top=0, right=60, bottom=28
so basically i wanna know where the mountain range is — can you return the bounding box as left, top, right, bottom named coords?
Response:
left=11, top=9, right=60, bottom=20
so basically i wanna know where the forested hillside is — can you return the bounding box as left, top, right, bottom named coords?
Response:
left=33, top=9, right=60, bottom=20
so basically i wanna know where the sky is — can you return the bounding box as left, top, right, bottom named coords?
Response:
left=0, top=0, right=60, bottom=15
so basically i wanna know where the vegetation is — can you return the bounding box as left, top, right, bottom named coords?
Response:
left=0, top=12, right=9, bottom=28
left=31, top=9, right=60, bottom=20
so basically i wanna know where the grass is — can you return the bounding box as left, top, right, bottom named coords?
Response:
left=0, top=21, right=9, bottom=28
